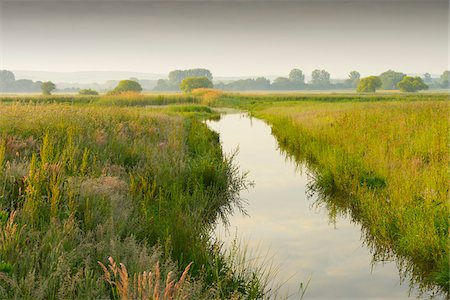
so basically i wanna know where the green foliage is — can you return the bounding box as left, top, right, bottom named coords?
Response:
left=0, top=102, right=265, bottom=299
left=440, top=70, right=449, bottom=88
left=78, top=88, right=99, bottom=95
left=216, top=77, right=271, bottom=91
left=379, top=70, right=406, bottom=90
left=357, top=76, right=382, bottom=92
left=289, top=68, right=305, bottom=83
left=168, top=69, right=213, bottom=85
left=110, top=80, right=142, bottom=94
left=180, top=77, right=213, bottom=93
left=0, top=70, right=15, bottom=83
left=345, top=71, right=360, bottom=88
left=310, top=69, right=331, bottom=89
left=247, top=99, right=448, bottom=293
left=397, top=76, right=428, bottom=92
left=41, top=81, right=56, bottom=95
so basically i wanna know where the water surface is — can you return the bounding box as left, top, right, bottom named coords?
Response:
left=206, top=112, right=432, bottom=299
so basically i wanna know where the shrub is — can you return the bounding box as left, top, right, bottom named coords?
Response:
left=180, top=77, right=213, bottom=93
left=79, top=89, right=99, bottom=96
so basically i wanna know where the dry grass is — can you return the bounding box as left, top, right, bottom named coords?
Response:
left=99, top=257, right=193, bottom=300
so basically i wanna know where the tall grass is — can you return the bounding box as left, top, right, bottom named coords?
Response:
left=0, top=102, right=266, bottom=299
left=0, top=93, right=198, bottom=107
left=251, top=100, right=449, bottom=293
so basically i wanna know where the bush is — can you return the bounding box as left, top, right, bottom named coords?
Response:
left=109, top=80, right=142, bottom=95
left=78, top=89, right=99, bottom=96
left=397, top=76, right=428, bottom=92
left=357, top=76, right=382, bottom=93
left=180, top=77, right=213, bottom=93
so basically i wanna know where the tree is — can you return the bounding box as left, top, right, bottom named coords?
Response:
left=169, top=69, right=213, bottom=85
left=357, top=76, right=382, bottom=93
left=289, top=69, right=305, bottom=83
left=440, top=70, right=449, bottom=88
left=271, top=77, right=292, bottom=90
left=397, top=76, right=428, bottom=92
left=79, top=89, right=99, bottom=95
left=111, top=80, right=142, bottom=94
left=345, top=71, right=360, bottom=88
left=379, top=70, right=406, bottom=90
left=179, top=77, right=213, bottom=93
left=311, top=69, right=331, bottom=89
left=0, top=70, right=15, bottom=83
left=423, top=73, right=432, bottom=84
left=221, top=77, right=271, bottom=91
left=41, top=81, right=56, bottom=95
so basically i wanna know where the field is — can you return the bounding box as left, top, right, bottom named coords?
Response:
left=0, top=91, right=448, bottom=298
left=213, top=93, right=449, bottom=292
left=0, top=99, right=268, bottom=299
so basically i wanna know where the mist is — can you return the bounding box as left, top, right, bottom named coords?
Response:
left=0, top=0, right=448, bottom=78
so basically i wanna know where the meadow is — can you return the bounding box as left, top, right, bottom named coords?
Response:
left=0, top=100, right=267, bottom=299
left=0, top=91, right=448, bottom=298
left=213, top=93, right=449, bottom=293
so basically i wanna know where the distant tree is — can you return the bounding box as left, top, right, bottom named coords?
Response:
left=345, top=71, right=360, bottom=88
left=379, top=70, right=406, bottom=90
left=222, top=77, right=271, bottom=91
left=13, top=79, right=42, bottom=93
left=179, top=77, right=213, bottom=93
left=423, top=73, right=432, bottom=84
left=169, top=69, right=213, bottom=85
left=0, top=70, right=15, bottom=83
left=311, top=69, right=331, bottom=89
left=289, top=69, right=305, bottom=83
left=129, top=77, right=139, bottom=82
left=153, top=79, right=178, bottom=91
left=271, top=77, right=292, bottom=90
left=41, top=81, right=56, bottom=95
left=440, top=70, right=449, bottom=88
left=397, top=76, right=428, bottom=92
left=79, top=88, right=99, bottom=95
left=111, top=80, right=142, bottom=94
left=0, top=70, right=16, bottom=92
left=254, top=77, right=271, bottom=90
left=357, top=76, right=382, bottom=93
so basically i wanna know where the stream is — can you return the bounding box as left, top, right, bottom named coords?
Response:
left=206, top=112, right=441, bottom=299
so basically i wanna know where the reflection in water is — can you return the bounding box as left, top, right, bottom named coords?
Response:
left=206, top=113, right=445, bottom=299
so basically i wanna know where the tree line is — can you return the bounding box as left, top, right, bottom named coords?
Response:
left=1, top=68, right=449, bottom=94
left=153, top=68, right=450, bottom=92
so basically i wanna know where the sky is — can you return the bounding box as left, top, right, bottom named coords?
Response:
left=0, top=0, right=448, bottom=78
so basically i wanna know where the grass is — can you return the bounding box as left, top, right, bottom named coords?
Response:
left=0, top=101, right=269, bottom=299
left=215, top=95, right=449, bottom=293
left=0, top=92, right=198, bottom=107
left=1, top=90, right=447, bottom=297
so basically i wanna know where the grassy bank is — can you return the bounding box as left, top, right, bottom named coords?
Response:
left=235, top=98, right=448, bottom=293
left=0, top=102, right=265, bottom=299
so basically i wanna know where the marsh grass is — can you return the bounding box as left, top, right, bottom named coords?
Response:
left=0, top=101, right=267, bottom=299
left=252, top=100, right=449, bottom=293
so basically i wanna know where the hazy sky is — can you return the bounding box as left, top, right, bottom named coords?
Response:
left=0, top=0, right=448, bottom=78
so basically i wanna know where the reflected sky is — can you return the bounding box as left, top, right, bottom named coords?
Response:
left=206, top=113, right=428, bottom=299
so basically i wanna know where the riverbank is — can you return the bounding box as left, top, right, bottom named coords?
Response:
left=0, top=102, right=266, bottom=298
left=211, top=93, right=449, bottom=293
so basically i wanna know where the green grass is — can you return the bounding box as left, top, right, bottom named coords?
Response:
left=222, top=97, right=449, bottom=293
left=0, top=101, right=268, bottom=299
left=0, top=93, right=198, bottom=107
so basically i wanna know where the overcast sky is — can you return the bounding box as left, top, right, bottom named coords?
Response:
left=0, top=0, right=448, bottom=78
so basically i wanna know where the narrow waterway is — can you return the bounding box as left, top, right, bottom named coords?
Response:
left=206, top=112, right=432, bottom=300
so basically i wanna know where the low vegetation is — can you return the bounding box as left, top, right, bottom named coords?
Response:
left=215, top=94, right=448, bottom=293
left=0, top=91, right=447, bottom=298
left=0, top=100, right=267, bottom=299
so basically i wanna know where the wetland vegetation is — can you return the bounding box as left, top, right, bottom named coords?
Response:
left=0, top=91, right=448, bottom=298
